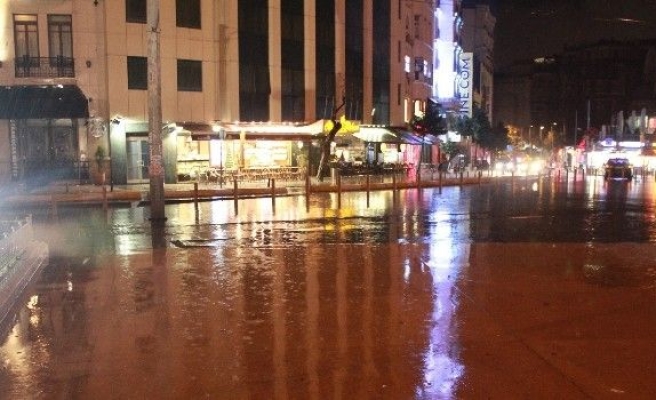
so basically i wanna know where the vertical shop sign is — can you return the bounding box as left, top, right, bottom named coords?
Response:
left=457, top=52, right=473, bottom=117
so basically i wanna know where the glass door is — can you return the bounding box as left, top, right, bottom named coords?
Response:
left=126, top=138, right=150, bottom=182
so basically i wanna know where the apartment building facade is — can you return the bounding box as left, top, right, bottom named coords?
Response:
left=0, top=0, right=439, bottom=186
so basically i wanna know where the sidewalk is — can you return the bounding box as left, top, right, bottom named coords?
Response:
left=0, top=170, right=497, bottom=209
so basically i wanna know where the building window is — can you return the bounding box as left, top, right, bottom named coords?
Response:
left=176, top=0, right=201, bottom=29
left=315, top=0, right=335, bottom=120
left=48, top=15, right=72, bottom=60
left=239, top=2, right=270, bottom=121
left=14, top=15, right=39, bottom=64
left=126, top=0, right=147, bottom=24
left=281, top=0, right=305, bottom=120
left=177, top=59, right=202, bottom=92
left=127, top=56, right=148, bottom=90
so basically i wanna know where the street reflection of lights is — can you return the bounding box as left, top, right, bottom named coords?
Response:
left=67, top=280, right=73, bottom=291
left=116, top=235, right=139, bottom=255
left=532, top=182, right=539, bottom=192
left=418, top=208, right=469, bottom=396
left=26, top=295, right=39, bottom=310
left=27, top=295, right=41, bottom=326
left=403, top=261, right=411, bottom=283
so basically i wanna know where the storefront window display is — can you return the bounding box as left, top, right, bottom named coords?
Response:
left=176, top=135, right=210, bottom=180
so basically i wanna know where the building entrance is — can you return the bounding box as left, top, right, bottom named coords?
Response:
left=126, top=137, right=150, bottom=183
left=13, top=119, right=80, bottom=184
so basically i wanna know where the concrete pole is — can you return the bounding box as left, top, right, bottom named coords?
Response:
left=148, top=0, right=166, bottom=221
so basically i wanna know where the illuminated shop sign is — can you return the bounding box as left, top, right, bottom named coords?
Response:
left=456, top=52, right=473, bottom=117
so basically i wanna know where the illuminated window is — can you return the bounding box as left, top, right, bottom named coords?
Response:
left=48, top=15, right=72, bottom=60
left=404, top=98, right=409, bottom=122
left=14, top=15, right=39, bottom=61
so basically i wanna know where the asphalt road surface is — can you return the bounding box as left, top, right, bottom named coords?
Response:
left=1, top=175, right=655, bottom=399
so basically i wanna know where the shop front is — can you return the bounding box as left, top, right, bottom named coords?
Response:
left=314, top=125, right=440, bottom=179
left=0, top=85, right=90, bottom=185
left=353, top=125, right=440, bottom=169
left=183, top=120, right=324, bottom=184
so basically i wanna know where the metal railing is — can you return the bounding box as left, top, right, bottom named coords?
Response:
left=14, top=56, right=75, bottom=78
left=0, top=216, right=33, bottom=289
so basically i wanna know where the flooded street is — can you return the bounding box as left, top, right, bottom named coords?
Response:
left=2, top=176, right=656, bottom=399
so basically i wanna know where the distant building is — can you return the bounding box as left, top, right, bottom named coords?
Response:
left=433, top=0, right=463, bottom=104
left=461, top=1, right=496, bottom=122
left=494, top=39, right=656, bottom=146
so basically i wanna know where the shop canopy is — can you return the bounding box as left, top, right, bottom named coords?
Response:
left=183, top=120, right=440, bottom=146
left=0, top=85, right=89, bottom=119
left=356, top=125, right=441, bottom=145
left=185, top=120, right=325, bottom=141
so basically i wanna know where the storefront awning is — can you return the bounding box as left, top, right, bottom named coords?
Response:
left=184, top=120, right=325, bottom=141
left=0, top=85, right=89, bottom=119
left=356, top=125, right=441, bottom=145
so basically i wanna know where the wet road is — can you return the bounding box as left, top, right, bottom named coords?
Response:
left=2, top=176, right=656, bottom=399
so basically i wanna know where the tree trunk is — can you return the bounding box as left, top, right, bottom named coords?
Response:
left=148, top=0, right=165, bottom=221
left=315, top=97, right=346, bottom=181
left=316, top=122, right=341, bottom=181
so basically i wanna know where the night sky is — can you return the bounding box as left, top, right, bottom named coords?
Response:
left=494, top=0, right=656, bottom=68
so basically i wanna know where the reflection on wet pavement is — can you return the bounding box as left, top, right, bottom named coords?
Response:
left=1, top=181, right=656, bottom=398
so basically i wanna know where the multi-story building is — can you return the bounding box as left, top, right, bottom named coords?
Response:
left=0, top=1, right=438, bottom=186
left=433, top=0, right=462, bottom=105
left=461, top=0, right=495, bottom=122
left=0, top=1, right=95, bottom=185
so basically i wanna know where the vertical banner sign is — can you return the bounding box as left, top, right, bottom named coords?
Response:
left=457, top=52, right=473, bottom=117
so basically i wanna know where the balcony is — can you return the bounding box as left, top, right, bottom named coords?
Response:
left=14, top=56, right=75, bottom=78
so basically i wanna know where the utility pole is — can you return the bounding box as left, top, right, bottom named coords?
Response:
left=148, top=0, right=165, bottom=221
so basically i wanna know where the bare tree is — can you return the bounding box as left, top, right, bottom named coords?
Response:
left=315, top=96, right=346, bottom=181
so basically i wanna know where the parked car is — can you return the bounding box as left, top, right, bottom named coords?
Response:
left=604, top=158, right=633, bottom=181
